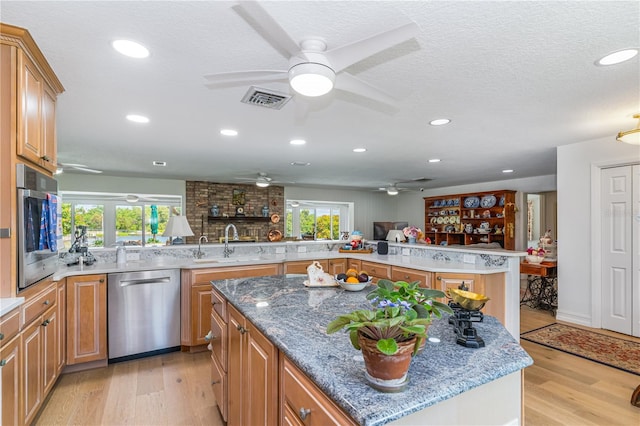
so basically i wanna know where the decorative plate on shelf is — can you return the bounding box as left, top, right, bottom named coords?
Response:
left=444, top=225, right=455, bottom=232
left=436, top=217, right=444, bottom=224
left=499, top=195, right=505, bottom=206
left=463, top=196, right=480, bottom=208
left=443, top=216, right=450, bottom=224
left=480, top=195, right=497, bottom=208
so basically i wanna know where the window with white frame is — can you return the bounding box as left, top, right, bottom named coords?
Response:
left=285, top=200, right=352, bottom=240
left=60, top=192, right=183, bottom=249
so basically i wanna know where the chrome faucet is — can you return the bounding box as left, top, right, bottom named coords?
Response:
left=224, top=224, right=239, bottom=258
left=196, top=235, right=208, bottom=259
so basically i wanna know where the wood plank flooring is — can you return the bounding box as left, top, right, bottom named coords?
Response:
left=34, top=308, right=640, bottom=425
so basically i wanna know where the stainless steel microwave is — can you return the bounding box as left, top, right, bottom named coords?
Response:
left=16, top=164, right=59, bottom=290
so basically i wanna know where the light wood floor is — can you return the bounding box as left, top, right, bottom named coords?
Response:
left=35, top=308, right=640, bottom=425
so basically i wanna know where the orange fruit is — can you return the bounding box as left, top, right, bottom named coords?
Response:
left=345, top=276, right=360, bottom=284
left=346, top=268, right=358, bottom=277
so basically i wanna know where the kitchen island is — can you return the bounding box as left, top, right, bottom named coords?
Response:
left=211, top=274, right=533, bottom=425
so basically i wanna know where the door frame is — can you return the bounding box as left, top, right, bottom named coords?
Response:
left=590, top=158, right=640, bottom=329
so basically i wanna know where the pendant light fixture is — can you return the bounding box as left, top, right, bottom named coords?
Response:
left=616, top=114, right=640, bottom=145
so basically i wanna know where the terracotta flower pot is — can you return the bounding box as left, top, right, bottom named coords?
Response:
left=357, top=332, right=416, bottom=383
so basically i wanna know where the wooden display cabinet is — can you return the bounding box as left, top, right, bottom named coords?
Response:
left=424, top=190, right=516, bottom=250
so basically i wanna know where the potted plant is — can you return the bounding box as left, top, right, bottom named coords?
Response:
left=326, top=280, right=451, bottom=389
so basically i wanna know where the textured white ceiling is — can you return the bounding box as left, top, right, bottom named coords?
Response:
left=2, top=1, right=639, bottom=191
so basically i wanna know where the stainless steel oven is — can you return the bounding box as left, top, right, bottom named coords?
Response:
left=17, top=164, right=59, bottom=291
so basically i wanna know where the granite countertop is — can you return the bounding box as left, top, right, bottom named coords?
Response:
left=211, top=274, right=533, bottom=426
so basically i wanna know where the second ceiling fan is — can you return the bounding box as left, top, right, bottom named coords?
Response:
left=204, top=1, right=419, bottom=108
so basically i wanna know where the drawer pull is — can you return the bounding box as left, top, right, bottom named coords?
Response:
left=42, top=319, right=51, bottom=326
left=0, top=333, right=4, bottom=340
left=0, top=359, right=7, bottom=367
left=437, top=276, right=442, bottom=281
left=43, top=299, right=50, bottom=305
left=211, top=380, right=220, bottom=385
left=299, top=407, right=311, bottom=420
left=236, top=325, right=247, bottom=334
left=99, top=279, right=105, bottom=283
left=404, top=275, right=410, bottom=279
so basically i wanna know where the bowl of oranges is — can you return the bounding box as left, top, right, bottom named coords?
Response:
left=336, top=268, right=371, bottom=291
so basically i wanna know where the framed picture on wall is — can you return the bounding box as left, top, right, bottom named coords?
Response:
left=232, top=189, right=246, bottom=205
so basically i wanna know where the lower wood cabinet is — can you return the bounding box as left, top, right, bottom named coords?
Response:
left=227, top=303, right=278, bottom=426
left=1, top=330, right=21, bottom=426
left=391, top=266, right=433, bottom=288
left=181, top=264, right=280, bottom=350
left=280, top=356, right=357, bottom=426
left=66, top=274, right=107, bottom=364
left=434, top=272, right=506, bottom=322
left=360, top=260, right=391, bottom=282
left=284, top=259, right=347, bottom=275
left=56, top=278, right=66, bottom=375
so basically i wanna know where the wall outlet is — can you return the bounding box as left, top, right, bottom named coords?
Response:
left=297, top=246, right=307, bottom=253
left=463, top=254, right=475, bottom=264
left=276, top=247, right=285, bottom=254
left=126, top=252, right=140, bottom=261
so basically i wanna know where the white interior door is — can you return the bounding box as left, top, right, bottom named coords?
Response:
left=601, top=165, right=633, bottom=335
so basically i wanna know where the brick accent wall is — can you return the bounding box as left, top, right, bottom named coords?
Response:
left=185, top=181, right=285, bottom=243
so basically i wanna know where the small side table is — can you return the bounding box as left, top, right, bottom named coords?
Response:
left=520, top=260, right=558, bottom=314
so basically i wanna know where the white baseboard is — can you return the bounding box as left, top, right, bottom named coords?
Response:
left=555, top=310, right=592, bottom=327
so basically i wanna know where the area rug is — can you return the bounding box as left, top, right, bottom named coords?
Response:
left=521, top=323, right=640, bottom=376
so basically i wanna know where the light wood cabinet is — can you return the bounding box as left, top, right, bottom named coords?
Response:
left=328, top=258, right=347, bottom=275
left=181, top=264, right=281, bottom=350
left=284, top=258, right=347, bottom=275
left=210, top=288, right=228, bottom=420
left=434, top=272, right=506, bottom=323
left=56, top=279, right=66, bottom=374
left=1, top=315, right=21, bottom=426
left=66, top=274, right=107, bottom=365
left=280, top=356, right=357, bottom=426
left=424, top=190, right=516, bottom=250
left=391, top=266, right=434, bottom=288
left=1, top=23, right=64, bottom=175
left=227, top=303, right=278, bottom=426
left=360, top=260, right=391, bottom=282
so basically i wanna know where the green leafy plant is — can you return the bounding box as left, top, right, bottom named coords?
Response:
left=326, top=280, right=452, bottom=356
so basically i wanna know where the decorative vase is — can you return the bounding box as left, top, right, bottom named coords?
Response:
left=261, top=205, right=269, bottom=217
left=408, top=236, right=417, bottom=244
left=357, top=332, right=415, bottom=391
left=210, top=205, right=219, bottom=217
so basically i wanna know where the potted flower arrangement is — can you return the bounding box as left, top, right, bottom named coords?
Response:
left=526, top=247, right=546, bottom=264
left=402, top=226, right=423, bottom=243
left=326, top=280, right=451, bottom=389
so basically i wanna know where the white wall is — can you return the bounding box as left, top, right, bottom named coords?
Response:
left=557, top=136, right=640, bottom=326
left=285, top=186, right=394, bottom=239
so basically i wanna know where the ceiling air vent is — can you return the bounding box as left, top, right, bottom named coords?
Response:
left=241, top=86, right=291, bottom=110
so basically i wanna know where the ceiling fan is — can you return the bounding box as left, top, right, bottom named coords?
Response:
left=377, top=178, right=431, bottom=195
left=204, top=1, right=419, bottom=108
left=56, top=163, right=103, bottom=174
left=234, top=172, right=291, bottom=188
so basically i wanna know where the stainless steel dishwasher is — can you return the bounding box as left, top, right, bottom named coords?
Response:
left=107, top=269, right=181, bottom=362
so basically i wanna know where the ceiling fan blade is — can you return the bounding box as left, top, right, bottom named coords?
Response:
left=71, top=166, right=103, bottom=174
left=204, top=70, right=288, bottom=83
left=334, top=72, right=400, bottom=109
left=235, top=1, right=304, bottom=60
left=324, top=22, right=419, bottom=73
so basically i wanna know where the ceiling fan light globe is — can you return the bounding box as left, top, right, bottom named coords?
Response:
left=616, top=115, right=640, bottom=145
left=256, top=180, right=270, bottom=188
left=289, top=63, right=335, bottom=97
left=387, top=186, right=399, bottom=195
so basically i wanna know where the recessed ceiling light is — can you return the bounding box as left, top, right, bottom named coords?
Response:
left=502, top=169, right=514, bottom=173
left=428, top=158, right=441, bottom=163
left=353, top=148, right=367, bottom=153
left=152, top=161, right=166, bottom=167
left=290, top=139, right=306, bottom=145
left=595, top=48, right=638, bottom=66
left=290, top=162, right=311, bottom=166
left=126, top=114, right=149, bottom=123
left=220, top=129, right=238, bottom=136
left=429, top=118, right=451, bottom=126
left=112, top=39, right=149, bottom=58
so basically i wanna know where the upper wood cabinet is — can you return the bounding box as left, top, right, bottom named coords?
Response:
left=66, top=274, right=107, bottom=365
left=1, top=23, right=64, bottom=175
left=424, top=190, right=516, bottom=250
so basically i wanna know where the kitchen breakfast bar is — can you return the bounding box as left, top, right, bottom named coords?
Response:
left=211, top=274, right=532, bottom=425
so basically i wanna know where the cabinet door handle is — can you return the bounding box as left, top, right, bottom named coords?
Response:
left=0, top=333, right=4, bottom=340
left=436, top=276, right=442, bottom=281
left=99, top=279, right=105, bottom=283
left=42, top=319, right=50, bottom=326
left=43, top=299, right=50, bottom=305
left=0, top=359, right=7, bottom=367
left=236, top=324, right=247, bottom=334
left=298, top=407, right=311, bottom=420
left=41, top=155, right=51, bottom=162
left=211, top=380, right=220, bottom=385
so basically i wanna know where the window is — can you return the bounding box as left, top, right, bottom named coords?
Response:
left=61, top=192, right=182, bottom=249
left=285, top=200, right=352, bottom=240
